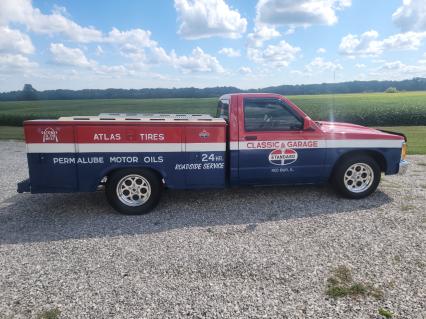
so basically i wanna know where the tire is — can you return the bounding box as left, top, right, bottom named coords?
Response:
left=105, top=168, right=162, bottom=215
left=332, top=154, right=381, bottom=199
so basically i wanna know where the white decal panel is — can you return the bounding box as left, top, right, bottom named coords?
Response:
left=268, top=149, right=298, bottom=165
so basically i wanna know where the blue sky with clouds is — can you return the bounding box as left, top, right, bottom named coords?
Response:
left=0, top=0, right=425, bottom=91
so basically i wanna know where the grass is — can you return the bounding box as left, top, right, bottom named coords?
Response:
left=0, top=91, right=426, bottom=126
left=326, top=265, right=383, bottom=300
left=378, top=308, right=394, bottom=318
left=375, top=126, right=426, bottom=155
left=36, top=308, right=61, bottom=319
left=0, top=126, right=24, bottom=140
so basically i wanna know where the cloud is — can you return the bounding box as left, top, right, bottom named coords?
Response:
left=393, top=0, right=426, bottom=32
left=246, top=0, right=350, bottom=49
left=0, top=0, right=227, bottom=77
left=305, top=57, right=342, bottom=73
left=256, top=0, right=351, bottom=28
left=247, top=24, right=280, bottom=47
left=50, top=43, right=94, bottom=68
left=238, top=66, right=252, bottom=74
left=95, top=64, right=133, bottom=77
left=248, top=40, right=300, bottom=67
left=0, top=0, right=158, bottom=46
left=0, top=0, right=102, bottom=42
left=0, top=26, right=34, bottom=55
left=170, top=47, right=225, bottom=73
left=355, top=63, right=366, bottom=68
left=0, top=54, right=37, bottom=73
left=174, top=0, right=247, bottom=39
left=49, top=43, right=136, bottom=78
left=382, top=31, right=426, bottom=50
left=339, top=30, right=426, bottom=57
left=371, top=60, right=426, bottom=79
left=316, top=48, right=326, bottom=54
left=105, top=28, right=157, bottom=47
left=218, top=48, right=241, bottom=57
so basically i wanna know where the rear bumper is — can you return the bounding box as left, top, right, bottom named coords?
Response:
left=17, top=179, right=31, bottom=193
left=398, top=160, right=408, bottom=175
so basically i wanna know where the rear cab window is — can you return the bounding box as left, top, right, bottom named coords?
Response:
left=216, top=99, right=229, bottom=121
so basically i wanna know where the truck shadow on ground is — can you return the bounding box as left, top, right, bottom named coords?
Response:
left=0, top=185, right=392, bottom=245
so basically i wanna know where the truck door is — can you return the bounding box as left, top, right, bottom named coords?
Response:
left=237, top=97, right=326, bottom=185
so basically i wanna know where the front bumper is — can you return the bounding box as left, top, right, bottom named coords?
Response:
left=398, top=160, right=409, bottom=175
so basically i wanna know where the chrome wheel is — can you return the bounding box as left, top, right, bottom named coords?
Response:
left=116, top=174, right=151, bottom=206
left=344, top=163, right=374, bottom=193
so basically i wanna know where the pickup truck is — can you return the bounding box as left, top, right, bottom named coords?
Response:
left=17, top=93, right=408, bottom=215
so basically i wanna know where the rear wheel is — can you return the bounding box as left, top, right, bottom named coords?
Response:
left=106, top=168, right=162, bottom=215
left=332, top=155, right=381, bottom=199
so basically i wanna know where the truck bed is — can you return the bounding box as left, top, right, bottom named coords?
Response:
left=23, top=114, right=227, bottom=193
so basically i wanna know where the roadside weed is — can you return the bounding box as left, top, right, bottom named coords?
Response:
left=326, top=266, right=384, bottom=299
left=36, top=308, right=61, bottom=319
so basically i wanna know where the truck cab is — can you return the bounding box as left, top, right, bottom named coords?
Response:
left=218, top=93, right=406, bottom=189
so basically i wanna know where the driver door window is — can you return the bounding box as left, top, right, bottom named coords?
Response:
left=244, top=99, right=303, bottom=131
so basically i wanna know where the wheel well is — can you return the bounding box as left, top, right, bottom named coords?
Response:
left=101, top=167, right=165, bottom=186
left=331, top=150, right=387, bottom=178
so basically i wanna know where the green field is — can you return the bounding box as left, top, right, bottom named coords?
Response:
left=0, top=126, right=23, bottom=140
left=0, top=91, right=425, bottom=154
left=375, top=126, right=426, bottom=155
left=0, top=91, right=425, bottom=127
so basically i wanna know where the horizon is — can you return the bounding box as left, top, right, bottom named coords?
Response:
left=1, top=0, right=426, bottom=91
left=3, top=77, right=426, bottom=94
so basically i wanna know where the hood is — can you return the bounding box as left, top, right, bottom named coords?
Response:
left=317, top=121, right=404, bottom=140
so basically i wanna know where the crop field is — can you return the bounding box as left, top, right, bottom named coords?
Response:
left=0, top=91, right=425, bottom=153
left=0, top=91, right=425, bottom=127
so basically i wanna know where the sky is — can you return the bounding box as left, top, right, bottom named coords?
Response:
left=0, top=0, right=426, bottom=91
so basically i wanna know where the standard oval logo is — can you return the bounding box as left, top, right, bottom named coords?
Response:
left=268, top=149, right=298, bottom=165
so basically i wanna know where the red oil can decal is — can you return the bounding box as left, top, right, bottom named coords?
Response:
left=268, top=149, right=298, bottom=165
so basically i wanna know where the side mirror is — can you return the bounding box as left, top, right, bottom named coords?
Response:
left=303, top=117, right=316, bottom=131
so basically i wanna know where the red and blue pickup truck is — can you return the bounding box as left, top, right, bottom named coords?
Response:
left=17, top=93, right=408, bottom=215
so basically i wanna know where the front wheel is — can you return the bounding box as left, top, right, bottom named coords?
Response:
left=332, top=155, right=381, bottom=199
left=105, top=168, right=162, bottom=215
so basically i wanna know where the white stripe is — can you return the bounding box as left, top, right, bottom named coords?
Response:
left=230, top=139, right=403, bottom=150
left=27, top=139, right=402, bottom=153
left=186, top=143, right=225, bottom=152
left=326, top=139, right=403, bottom=148
left=27, top=143, right=76, bottom=153
left=26, top=143, right=225, bottom=153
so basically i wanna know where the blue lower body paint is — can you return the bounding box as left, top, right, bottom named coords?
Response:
left=27, top=151, right=226, bottom=193
left=25, top=147, right=401, bottom=193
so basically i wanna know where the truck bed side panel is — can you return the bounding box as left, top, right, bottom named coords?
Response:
left=184, top=125, right=226, bottom=187
left=24, top=121, right=226, bottom=192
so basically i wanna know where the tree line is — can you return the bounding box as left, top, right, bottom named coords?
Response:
left=1, top=77, right=426, bottom=101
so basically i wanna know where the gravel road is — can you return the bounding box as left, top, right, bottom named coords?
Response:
left=0, top=140, right=425, bottom=319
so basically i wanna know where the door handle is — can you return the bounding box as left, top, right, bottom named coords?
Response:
left=244, top=135, right=257, bottom=141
